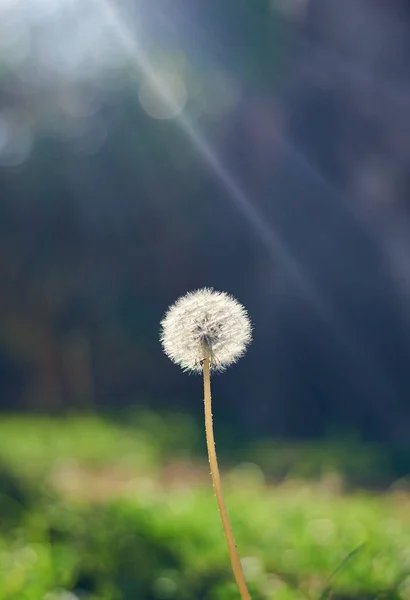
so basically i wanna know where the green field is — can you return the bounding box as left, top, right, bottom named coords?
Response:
left=0, top=414, right=409, bottom=600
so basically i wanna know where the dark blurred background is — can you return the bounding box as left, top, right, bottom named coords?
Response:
left=1, top=0, right=410, bottom=448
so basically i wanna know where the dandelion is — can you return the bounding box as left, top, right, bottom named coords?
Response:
left=160, top=287, right=252, bottom=373
left=160, top=288, right=252, bottom=600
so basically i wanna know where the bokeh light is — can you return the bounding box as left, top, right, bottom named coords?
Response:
left=138, top=70, right=187, bottom=120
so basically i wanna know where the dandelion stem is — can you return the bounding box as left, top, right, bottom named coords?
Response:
left=203, top=357, right=251, bottom=600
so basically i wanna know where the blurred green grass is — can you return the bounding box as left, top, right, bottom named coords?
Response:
left=0, top=413, right=409, bottom=600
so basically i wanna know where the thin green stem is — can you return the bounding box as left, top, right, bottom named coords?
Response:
left=203, top=357, right=251, bottom=600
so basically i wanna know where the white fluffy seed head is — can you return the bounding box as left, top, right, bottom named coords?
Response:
left=160, top=287, right=252, bottom=374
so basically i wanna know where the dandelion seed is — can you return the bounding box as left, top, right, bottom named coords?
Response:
left=160, top=287, right=252, bottom=373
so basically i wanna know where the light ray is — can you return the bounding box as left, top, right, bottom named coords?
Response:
left=93, top=0, right=406, bottom=421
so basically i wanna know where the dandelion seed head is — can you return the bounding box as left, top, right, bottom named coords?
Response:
left=160, top=288, right=252, bottom=373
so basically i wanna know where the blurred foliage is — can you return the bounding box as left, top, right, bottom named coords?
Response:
left=0, top=411, right=404, bottom=489
left=246, top=438, right=392, bottom=489
left=0, top=413, right=410, bottom=599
